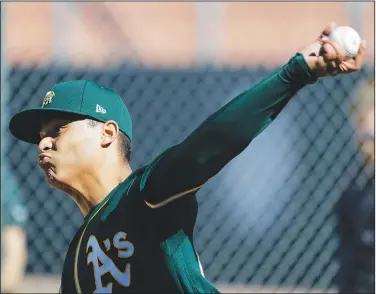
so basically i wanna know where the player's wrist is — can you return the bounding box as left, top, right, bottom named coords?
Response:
left=286, top=54, right=318, bottom=86
left=302, top=53, right=330, bottom=78
left=301, top=55, right=318, bottom=71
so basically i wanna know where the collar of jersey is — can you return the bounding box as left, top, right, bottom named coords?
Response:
left=84, top=185, right=119, bottom=223
left=83, top=167, right=145, bottom=223
left=83, top=177, right=132, bottom=223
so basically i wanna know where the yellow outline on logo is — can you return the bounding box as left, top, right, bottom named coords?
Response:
left=42, top=91, right=55, bottom=107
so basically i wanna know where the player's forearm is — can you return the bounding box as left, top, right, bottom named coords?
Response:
left=178, top=53, right=316, bottom=166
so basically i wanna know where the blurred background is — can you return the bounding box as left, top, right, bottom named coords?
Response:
left=1, top=2, right=374, bottom=293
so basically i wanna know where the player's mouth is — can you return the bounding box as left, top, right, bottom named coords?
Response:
left=38, top=154, right=55, bottom=173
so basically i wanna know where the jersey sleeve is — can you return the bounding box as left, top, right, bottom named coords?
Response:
left=140, top=54, right=317, bottom=208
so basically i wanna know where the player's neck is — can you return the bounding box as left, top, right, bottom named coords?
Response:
left=65, top=162, right=133, bottom=216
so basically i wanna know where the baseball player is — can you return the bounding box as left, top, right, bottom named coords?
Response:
left=1, top=161, right=27, bottom=293
left=1, top=55, right=28, bottom=293
left=9, top=23, right=365, bottom=293
left=1, top=159, right=28, bottom=293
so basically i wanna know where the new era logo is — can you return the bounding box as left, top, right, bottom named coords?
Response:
left=96, top=104, right=107, bottom=114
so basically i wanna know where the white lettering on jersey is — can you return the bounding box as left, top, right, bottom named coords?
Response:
left=86, top=232, right=134, bottom=293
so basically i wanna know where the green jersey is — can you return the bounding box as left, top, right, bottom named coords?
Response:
left=61, top=164, right=216, bottom=293
left=60, top=54, right=316, bottom=293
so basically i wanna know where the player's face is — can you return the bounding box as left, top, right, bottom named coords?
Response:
left=38, top=117, right=103, bottom=189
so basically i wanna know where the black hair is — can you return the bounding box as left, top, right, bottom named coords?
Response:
left=86, top=118, right=131, bottom=163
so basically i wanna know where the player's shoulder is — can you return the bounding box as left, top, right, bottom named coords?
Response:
left=110, top=147, right=175, bottom=203
left=138, top=146, right=178, bottom=190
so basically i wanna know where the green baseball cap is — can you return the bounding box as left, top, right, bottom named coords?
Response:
left=9, top=80, right=132, bottom=144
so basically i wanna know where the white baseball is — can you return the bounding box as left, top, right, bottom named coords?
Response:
left=329, top=26, right=361, bottom=59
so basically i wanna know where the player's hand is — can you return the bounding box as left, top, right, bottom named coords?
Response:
left=299, top=22, right=366, bottom=78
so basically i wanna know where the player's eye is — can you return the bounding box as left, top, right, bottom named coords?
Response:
left=43, top=125, right=65, bottom=139
left=54, top=124, right=66, bottom=135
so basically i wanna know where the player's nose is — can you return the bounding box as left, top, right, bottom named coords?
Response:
left=38, top=136, right=53, bottom=153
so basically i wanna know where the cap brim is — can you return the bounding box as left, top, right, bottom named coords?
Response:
left=9, top=108, right=88, bottom=144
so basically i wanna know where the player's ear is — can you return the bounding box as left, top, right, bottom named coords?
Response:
left=100, top=121, right=119, bottom=147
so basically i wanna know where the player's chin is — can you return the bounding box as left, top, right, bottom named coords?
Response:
left=45, top=171, right=72, bottom=192
left=47, top=176, right=65, bottom=191
left=43, top=169, right=59, bottom=185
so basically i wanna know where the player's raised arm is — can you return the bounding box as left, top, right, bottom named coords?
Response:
left=140, top=23, right=365, bottom=208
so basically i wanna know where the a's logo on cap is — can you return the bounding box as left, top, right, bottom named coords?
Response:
left=42, top=91, right=55, bottom=107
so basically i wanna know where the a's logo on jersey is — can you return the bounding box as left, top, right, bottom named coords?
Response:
left=42, top=91, right=55, bottom=107
left=86, top=232, right=134, bottom=293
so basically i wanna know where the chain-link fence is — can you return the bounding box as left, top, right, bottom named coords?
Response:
left=4, top=63, right=374, bottom=291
